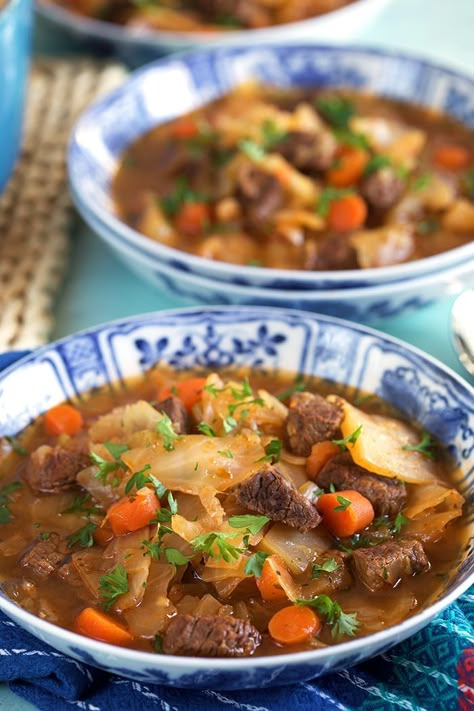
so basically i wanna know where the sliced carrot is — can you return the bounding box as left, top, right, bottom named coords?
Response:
left=328, top=193, right=367, bottom=232
left=327, top=147, right=369, bottom=187
left=170, top=116, right=200, bottom=139
left=317, top=489, right=374, bottom=538
left=268, top=605, right=322, bottom=646
left=44, top=404, right=84, bottom=437
left=175, top=201, right=210, bottom=236
left=75, top=607, right=133, bottom=646
left=93, top=524, right=114, bottom=547
left=306, top=441, right=340, bottom=480
left=159, top=376, right=207, bottom=413
left=106, top=487, right=159, bottom=536
left=256, top=555, right=292, bottom=602
left=432, top=144, right=471, bottom=171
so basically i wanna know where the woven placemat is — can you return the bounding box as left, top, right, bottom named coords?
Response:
left=0, top=58, right=127, bottom=352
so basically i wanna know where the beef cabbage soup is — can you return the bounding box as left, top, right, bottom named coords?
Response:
left=0, top=367, right=469, bottom=657
left=113, top=84, right=474, bottom=271
left=44, top=1, right=357, bottom=31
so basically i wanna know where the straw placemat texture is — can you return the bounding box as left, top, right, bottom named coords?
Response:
left=0, top=58, right=126, bottom=352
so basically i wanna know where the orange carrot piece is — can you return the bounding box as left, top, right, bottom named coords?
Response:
left=256, top=555, right=292, bottom=602
left=328, top=193, right=367, bottom=232
left=306, top=441, right=340, bottom=480
left=170, top=116, right=200, bottom=139
left=44, top=404, right=84, bottom=437
left=159, top=376, right=207, bottom=413
left=175, top=202, right=210, bottom=236
left=106, top=488, right=159, bottom=536
left=268, top=605, right=322, bottom=646
left=432, top=144, right=471, bottom=171
left=317, top=489, right=374, bottom=538
left=327, top=147, right=368, bottom=187
left=75, top=607, right=134, bottom=646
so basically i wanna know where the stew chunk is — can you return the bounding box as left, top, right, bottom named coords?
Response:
left=162, top=614, right=261, bottom=657
left=352, top=538, right=429, bottom=592
left=24, top=444, right=90, bottom=494
left=233, top=465, right=321, bottom=532
left=285, top=392, right=343, bottom=456
left=20, top=533, right=69, bottom=580
left=316, top=452, right=407, bottom=517
left=154, top=395, right=189, bottom=434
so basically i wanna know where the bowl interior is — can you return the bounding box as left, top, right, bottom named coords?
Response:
left=69, top=44, right=474, bottom=289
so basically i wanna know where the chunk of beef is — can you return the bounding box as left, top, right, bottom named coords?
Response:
left=237, top=164, right=283, bottom=223
left=317, top=453, right=407, bottom=517
left=276, top=131, right=338, bottom=174
left=312, top=233, right=359, bottom=270
left=20, top=533, right=69, bottom=580
left=24, top=444, right=90, bottom=494
left=352, top=538, right=430, bottom=592
left=285, top=392, right=344, bottom=457
left=154, top=395, right=189, bottom=434
left=310, top=551, right=353, bottom=595
left=360, top=167, right=405, bottom=210
left=162, top=614, right=261, bottom=657
left=232, top=465, right=321, bottom=532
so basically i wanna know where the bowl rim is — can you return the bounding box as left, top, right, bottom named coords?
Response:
left=36, top=0, right=385, bottom=46
left=68, top=42, right=474, bottom=288
left=0, top=304, right=473, bottom=670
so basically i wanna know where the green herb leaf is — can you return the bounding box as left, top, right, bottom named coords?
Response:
left=239, top=139, right=266, bottom=162
left=402, top=431, right=436, bottom=459
left=165, top=548, right=193, bottom=566
left=334, top=495, right=351, bottom=512
left=316, top=96, right=355, bottom=129
left=391, top=511, right=409, bottom=533
left=167, top=491, right=178, bottom=516
left=311, top=558, right=340, bottom=579
left=104, top=442, right=130, bottom=460
left=363, top=154, right=392, bottom=176
left=228, top=398, right=264, bottom=417
left=317, top=187, right=355, bottom=217
left=156, top=413, right=181, bottom=451
left=223, top=415, right=238, bottom=433
left=124, top=464, right=152, bottom=494
left=153, top=635, right=164, bottom=653
left=228, top=514, right=271, bottom=535
left=217, top=449, right=234, bottom=459
left=90, top=443, right=127, bottom=485
left=149, top=474, right=167, bottom=499
left=276, top=377, right=306, bottom=401
left=257, top=439, right=282, bottom=463
left=161, top=177, right=209, bottom=217
left=295, top=594, right=359, bottom=638
left=5, top=436, right=27, bottom=456
left=0, top=481, right=22, bottom=524
left=413, top=173, right=431, bottom=191
left=333, top=129, right=369, bottom=150
left=98, top=564, right=129, bottom=610
left=191, top=531, right=247, bottom=563
left=62, top=494, right=103, bottom=517
left=39, top=532, right=51, bottom=540
left=197, top=422, right=216, bottom=437
left=261, top=120, right=288, bottom=151
left=244, top=551, right=270, bottom=578
left=332, top=425, right=363, bottom=451
left=67, top=520, right=97, bottom=549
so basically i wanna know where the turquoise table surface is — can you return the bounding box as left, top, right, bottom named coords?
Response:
left=1, top=0, right=473, bottom=708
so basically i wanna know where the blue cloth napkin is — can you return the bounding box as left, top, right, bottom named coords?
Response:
left=0, top=351, right=473, bottom=711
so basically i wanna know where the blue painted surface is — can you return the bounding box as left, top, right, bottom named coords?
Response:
left=0, top=0, right=32, bottom=194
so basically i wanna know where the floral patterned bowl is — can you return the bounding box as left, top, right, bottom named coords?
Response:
left=0, top=306, right=472, bottom=689
left=69, top=44, right=474, bottom=292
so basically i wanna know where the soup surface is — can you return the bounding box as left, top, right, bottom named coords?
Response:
left=0, top=367, right=468, bottom=657
left=44, top=1, right=356, bottom=31
left=113, top=84, right=474, bottom=271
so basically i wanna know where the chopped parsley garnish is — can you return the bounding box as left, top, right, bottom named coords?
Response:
left=316, top=96, right=355, bottom=129
left=39, top=532, right=51, bottom=540
left=334, top=495, right=352, bottom=512
left=244, top=551, right=269, bottom=578
left=333, top=129, right=369, bottom=150
left=161, top=177, right=209, bottom=217
left=261, top=120, right=287, bottom=151
left=0, top=481, right=22, bottom=524
left=228, top=397, right=264, bottom=417
left=98, top=564, right=129, bottom=610
left=317, top=187, right=355, bottom=217
left=104, top=442, right=129, bottom=460
left=382, top=565, right=388, bottom=581
left=217, top=449, right=234, bottom=458
left=67, top=520, right=97, bottom=549
left=337, top=533, right=378, bottom=553
left=238, top=138, right=266, bottom=162
left=153, top=635, right=163, bottom=653
left=90, top=442, right=128, bottom=484
left=5, top=436, right=27, bottom=456
left=332, top=425, right=363, bottom=451
left=392, top=511, right=409, bottom=533
left=156, top=414, right=181, bottom=451
left=197, top=422, right=216, bottom=437
left=228, top=514, right=271, bottom=535
left=402, top=431, right=436, bottom=459
left=62, top=494, right=103, bottom=517
left=223, top=415, right=238, bottom=433
left=311, top=558, right=340, bottom=579
left=276, top=377, right=306, bottom=401
left=257, top=439, right=282, bottom=464
left=295, top=594, right=359, bottom=638
left=191, top=531, right=247, bottom=563
left=124, top=464, right=152, bottom=494
left=363, top=154, right=392, bottom=176
left=413, top=173, right=431, bottom=191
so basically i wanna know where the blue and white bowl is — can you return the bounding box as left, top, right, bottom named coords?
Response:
left=0, top=306, right=473, bottom=689
left=36, top=0, right=389, bottom=66
left=69, top=44, right=474, bottom=292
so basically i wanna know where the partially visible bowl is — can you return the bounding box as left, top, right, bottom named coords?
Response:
left=36, top=0, right=389, bottom=66
left=69, top=44, right=474, bottom=292
left=81, top=200, right=474, bottom=321
left=0, top=0, right=33, bottom=193
left=0, top=306, right=473, bottom=688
